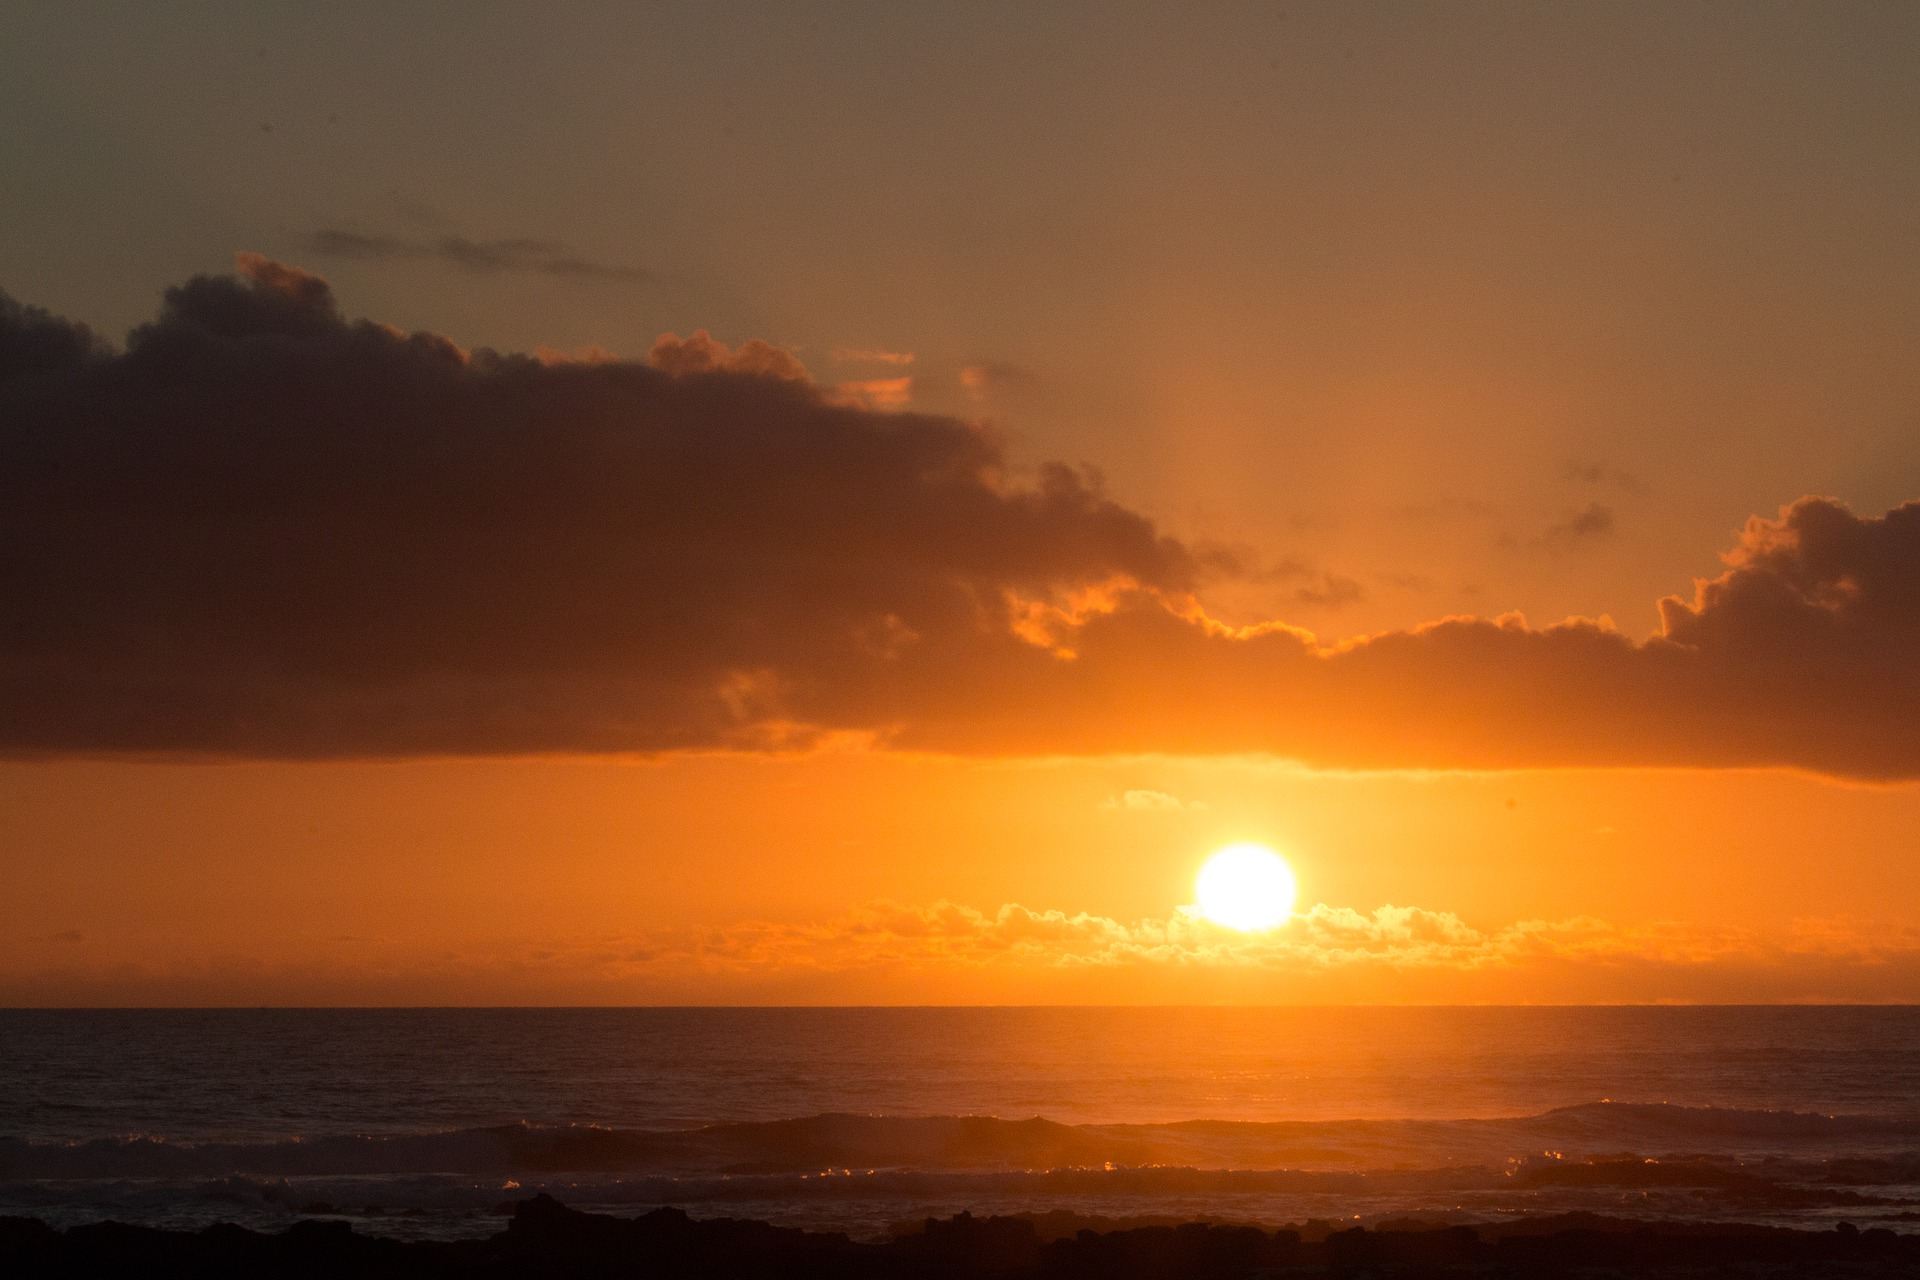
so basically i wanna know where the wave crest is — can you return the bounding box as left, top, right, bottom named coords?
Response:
left=7, top=1101, right=1919, bottom=1182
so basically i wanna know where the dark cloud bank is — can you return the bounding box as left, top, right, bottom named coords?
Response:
left=2, top=257, right=1916, bottom=777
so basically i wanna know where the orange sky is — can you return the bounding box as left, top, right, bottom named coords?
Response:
left=1, top=3, right=1917, bottom=1005
left=7, top=748, right=1920, bottom=1005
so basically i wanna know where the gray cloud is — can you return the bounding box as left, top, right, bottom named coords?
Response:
left=0, top=256, right=1190, bottom=758
left=2, top=259, right=1918, bottom=778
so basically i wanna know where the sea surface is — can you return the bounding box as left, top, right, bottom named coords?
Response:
left=6, top=1006, right=1920, bottom=1239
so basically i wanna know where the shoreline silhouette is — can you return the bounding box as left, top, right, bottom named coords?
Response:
left=7, top=1194, right=1919, bottom=1278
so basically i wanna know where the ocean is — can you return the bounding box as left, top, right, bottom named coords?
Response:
left=6, top=1006, right=1920, bottom=1239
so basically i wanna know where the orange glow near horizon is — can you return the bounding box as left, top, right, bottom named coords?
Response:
left=8, top=752, right=1920, bottom=1006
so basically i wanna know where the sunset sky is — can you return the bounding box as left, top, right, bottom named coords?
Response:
left=3, top=1, right=1917, bottom=1005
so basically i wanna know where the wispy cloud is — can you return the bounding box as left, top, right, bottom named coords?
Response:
left=959, top=361, right=1036, bottom=401
left=1540, top=502, right=1616, bottom=547
left=1101, top=788, right=1206, bottom=813
left=1503, top=502, right=1616, bottom=552
left=1564, top=460, right=1647, bottom=493
left=831, top=348, right=915, bottom=366
left=307, top=229, right=648, bottom=281
left=1259, top=558, right=1368, bottom=609
left=1292, top=573, right=1366, bottom=609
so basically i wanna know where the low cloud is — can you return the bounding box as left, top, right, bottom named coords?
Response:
left=613, top=900, right=1920, bottom=1001
left=2, top=259, right=1918, bottom=778
left=308, top=229, right=647, bottom=282
left=16, top=900, right=1920, bottom=1004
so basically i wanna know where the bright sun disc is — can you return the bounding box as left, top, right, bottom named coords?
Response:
left=1195, top=843, right=1298, bottom=931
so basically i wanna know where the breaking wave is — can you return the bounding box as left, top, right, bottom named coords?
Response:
left=7, top=1102, right=1920, bottom=1181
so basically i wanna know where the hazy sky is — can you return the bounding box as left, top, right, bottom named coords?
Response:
left=2, top=1, right=1917, bottom=1003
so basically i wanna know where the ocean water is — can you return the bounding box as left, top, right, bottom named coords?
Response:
left=6, top=1006, right=1920, bottom=1239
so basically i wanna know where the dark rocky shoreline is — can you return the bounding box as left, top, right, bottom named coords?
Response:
left=5, top=1194, right=1919, bottom=1278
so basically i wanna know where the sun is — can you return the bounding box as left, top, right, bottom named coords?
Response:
left=1195, top=842, right=1299, bottom=931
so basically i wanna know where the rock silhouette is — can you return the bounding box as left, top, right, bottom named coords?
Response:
left=4, top=1194, right=1916, bottom=1278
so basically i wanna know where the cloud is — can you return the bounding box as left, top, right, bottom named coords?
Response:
left=831, top=348, right=915, bottom=366
left=959, top=361, right=1036, bottom=401
left=0, top=257, right=1192, bottom=759
left=308, top=229, right=647, bottom=282
left=1102, top=789, right=1205, bottom=813
left=0, top=295, right=108, bottom=380
left=1256, top=558, right=1368, bottom=609
left=647, top=328, right=810, bottom=381
left=1292, top=573, right=1366, bottom=609
left=20, top=898, right=1919, bottom=1005
left=1504, top=502, right=1616, bottom=551
left=2, top=259, right=1918, bottom=778
left=638, top=899, right=1920, bottom=1000
left=829, top=375, right=914, bottom=411
left=884, top=493, right=1919, bottom=777
left=1543, top=502, right=1616, bottom=546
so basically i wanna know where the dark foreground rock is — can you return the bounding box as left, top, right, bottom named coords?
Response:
left=3, top=1195, right=1917, bottom=1278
